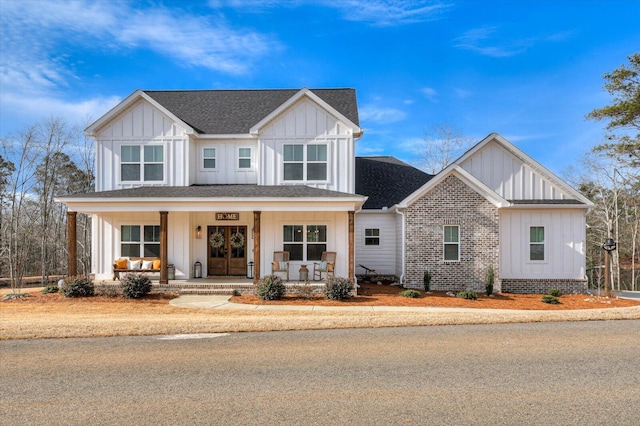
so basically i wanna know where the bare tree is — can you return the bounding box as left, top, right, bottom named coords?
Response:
left=415, top=123, right=474, bottom=174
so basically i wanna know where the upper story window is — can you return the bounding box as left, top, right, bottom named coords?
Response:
left=365, top=228, right=380, bottom=246
left=203, top=148, right=216, bottom=169
left=121, top=145, right=164, bottom=182
left=529, top=226, right=545, bottom=261
left=283, top=144, right=327, bottom=182
left=443, top=225, right=460, bottom=261
left=238, top=147, right=252, bottom=169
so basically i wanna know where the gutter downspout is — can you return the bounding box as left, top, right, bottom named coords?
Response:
left=395, top=206, right=406, bottom=285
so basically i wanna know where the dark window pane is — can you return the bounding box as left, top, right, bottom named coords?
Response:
left=307, top=163, right=326, bottom=180
left=239, top=158, right=251, bottom=169
left=284, top=163, right=303, bottom=180
left=530, top=227, right=544, bottom=243
left=121, top=164, right=140, bottom=181
left=283, top=225, right=303, bottom=242
left=204, top=158, right=216, bottom=169
left=530, top=244, right=545, bottom=261
left=365, top=238, right=379, bottom=246
left=444, top=244, right=459, bottom=261
left=121, top=145, right=140, bottom=162
left=144, top=244, right=160, bottom=257
left=284, top=244, right=303, bottom=261
left=121, top=243, right=140, bottom=257
left=307, top=244, right=326, bottom=261
left=307, top=225, right=326, bottom=242
left=121, top=225, right=140, bottom=242
left=144, top=164, right=163, bottom=181
left=144, top=225, right=160, bottom=242
left=144, top=146, right=163, bottom=162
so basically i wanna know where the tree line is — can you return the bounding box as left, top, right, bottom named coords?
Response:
left=1, top=54, right=638, bottom=292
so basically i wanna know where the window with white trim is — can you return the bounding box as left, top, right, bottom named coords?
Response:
left=120, top=145, right=164, bottom=182
left=443, top=225, right=460, bottom=261
left=283, top=144, right=327, bottom=181
left=365, top=228, right=380, bottom=246
left=121, top=225, right=160, bottom=257
left=238, top=147, right=251, bottom=169
left=283, top=224, right=327, bottom=261
left=203, top=148, right=216, bottom=169
left=529, top=226, right=545, bottom=261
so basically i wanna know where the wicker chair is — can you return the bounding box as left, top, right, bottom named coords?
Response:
left=313, top=251, right=336, bottom=281
left=272, top=251, right=290, bottom=281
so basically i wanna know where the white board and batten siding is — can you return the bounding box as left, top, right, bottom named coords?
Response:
left=91, top=211, right=191, bottom=280
left=460, top=140, right=573, bottom=201
left=259, top=98, right=356, bottom=193
left=95, top=99, right=190, bottom=191
left=500, top=209, right=586, bottom=280
left=193, top=139, right=259, bottom=185
left=354, top=213, right=397, bottom=276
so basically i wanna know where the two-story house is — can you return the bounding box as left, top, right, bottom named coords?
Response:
left=58, top=87, right=593, bottom=294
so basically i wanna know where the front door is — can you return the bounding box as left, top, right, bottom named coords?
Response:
left=207, top=226, right=247, bottom=276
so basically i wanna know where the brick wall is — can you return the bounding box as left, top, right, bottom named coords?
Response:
left=403, top=174, right=499, bottom=292
left=501, top=279, right=588, bottom=294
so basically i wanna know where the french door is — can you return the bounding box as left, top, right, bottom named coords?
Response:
left=207, top=226, right=247, bottom=276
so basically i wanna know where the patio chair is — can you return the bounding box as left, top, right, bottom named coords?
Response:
left=313, top=251, right=336, bottom=281
left=272, top=251, right=290, bottom=281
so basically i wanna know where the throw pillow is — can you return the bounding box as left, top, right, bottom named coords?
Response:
left=128, top=259, right=141, bottom=270
left=327, top=262, right=334, bottom=272
left=318, top=261, right=327, bottom=270
left=272, top=261, right=279, bottom=270
left=279, top=261, right=288, bottom=270
left=115, top=258, right=128, bottom=269
left=152, top=259, right=161, bottom=269
left=141, top=260, right=153, bottom=270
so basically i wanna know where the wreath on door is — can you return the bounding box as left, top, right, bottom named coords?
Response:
left=209, top=231, right=224, bottom=249
left=230, top=232, right=245, bottom=249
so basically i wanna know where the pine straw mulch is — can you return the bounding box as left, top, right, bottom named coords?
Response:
left=229, top=283, right=640, bottom=310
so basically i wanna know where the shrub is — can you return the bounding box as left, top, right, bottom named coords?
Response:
left=41, top=284, right=59, bottom=294
left=60, top=276, right=94, bottom=298
left=548, top=289, right=563, bottom=297
left=485, top=266, right=494, bottom=296
left=541, top=295, right=560, bottom=304
left=423, top=271, right=431, bottom=292
left=325, top=277, right=353, bottom=300
left=456, top=290, right=478, bottom=300
left=120, top=273, right=152, bottom=299
left=256, top=275, right=285, bottom=300
left=400, top=289, right=420, bottom=298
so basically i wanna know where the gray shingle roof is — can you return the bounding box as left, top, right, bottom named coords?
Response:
left=355, top=157, right=433, bottom=209
left=61, top=184, right=363, bottom=200
left=144, top=88, right=359, bottom=134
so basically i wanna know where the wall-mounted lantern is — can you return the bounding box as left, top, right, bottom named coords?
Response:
left=196, top=225, right=202, bottom=239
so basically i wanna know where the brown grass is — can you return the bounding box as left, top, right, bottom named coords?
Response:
left=2, top=285, right=639, bottom=340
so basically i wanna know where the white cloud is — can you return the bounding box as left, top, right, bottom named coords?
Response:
left=454, top=88, right=472, bottom=98
left=359, top=105, right=407, bottom=124
left=420, top=87, right=438, bottom=101
left=324, top=0, right=451, bottom=27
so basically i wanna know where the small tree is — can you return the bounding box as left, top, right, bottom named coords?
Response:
left=485, top=266, right=494, bottom=296
left=423, top=270, right=431, bottom=292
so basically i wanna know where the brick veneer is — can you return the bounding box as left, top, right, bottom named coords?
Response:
left=403, top=174, right=499, bottom=292
left=501, top=279, right=588, bottom=294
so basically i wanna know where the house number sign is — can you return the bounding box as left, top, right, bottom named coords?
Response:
left=216, top=212, right=239, bottom=221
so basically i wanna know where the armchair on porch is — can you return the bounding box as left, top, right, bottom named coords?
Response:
left=313, top=251, right=336, bottom=281
left=272, top=251, right=290, bottom=281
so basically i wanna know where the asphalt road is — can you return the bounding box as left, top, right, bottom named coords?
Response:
left=2, top=321, right=639, bottom=425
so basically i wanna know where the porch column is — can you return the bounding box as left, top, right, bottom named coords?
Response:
left=160, top=211, right=168, bottom=284
left=348, top=211, right=355, bottom=282
left=253, top=211, right=261, bottom=282
left=67, top=211, right=77, bottom=277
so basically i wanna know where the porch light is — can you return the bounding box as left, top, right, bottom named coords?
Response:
left=196, top=225, right=202, bottom=239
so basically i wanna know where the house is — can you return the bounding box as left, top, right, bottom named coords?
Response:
left=57, top=88, right=593, bottom=294
left=354, top=134, right=593, bottom=294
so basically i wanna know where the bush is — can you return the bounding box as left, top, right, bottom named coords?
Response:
left=485, top=266, right=494, bottom=296
left=547, top=289, right=563, bottom=297
left=325, top=277, right=353, bottom=300
left=256, top=275, right=285, bottom=300
left=456, top=290, right=478, bottom=300
left=121, top=273, right=152, bottom=299
left=400, top=289, right=421, bottom=298
left=541, top=295, right=560, bottom=304
left=423, top=271, right=431, bottom=292
left=41, top=284, right=59, bottom=294
left=60, top=276, right=94, bottom=298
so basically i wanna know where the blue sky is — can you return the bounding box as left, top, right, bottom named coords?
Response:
left=1, top=0, right=638, bottom=175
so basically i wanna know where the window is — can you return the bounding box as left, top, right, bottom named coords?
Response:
left=443, top=225, right=459, bottom=261
left=238, top=148, right=251, bottom=169
left=529, top=226, right=545, bottom=261
left=120, top=225, right=160, bottom=257
left=203, top=148, right=216, bottom=169
left=365, top=228, right=380, bottom=246
left=283, top=144, right=327, bottom=181
left=283, top=224, right=327, bottom=261
left=121, top=145, right=164, bottom=182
